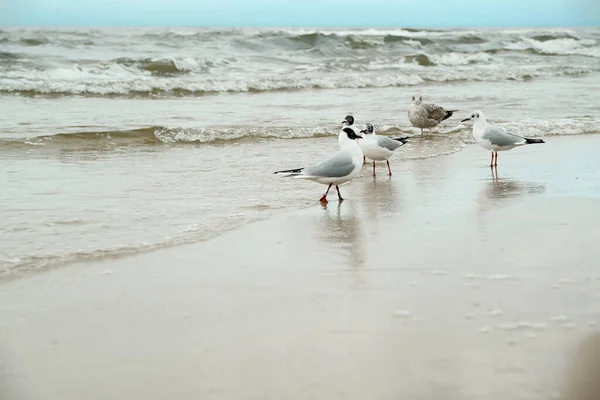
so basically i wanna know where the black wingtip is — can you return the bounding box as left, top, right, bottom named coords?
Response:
left=443, top=110, right=458, bottom=121
left=525, top=138, right=545, bottom=144
left=274, top=167, right=304, bottom=174
left=392, top=136, right=409, bottom=144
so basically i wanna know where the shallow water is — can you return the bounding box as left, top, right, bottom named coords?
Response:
left=1, top=27, right=600, bottom=278
left=2, top=142, right=600, bottom=399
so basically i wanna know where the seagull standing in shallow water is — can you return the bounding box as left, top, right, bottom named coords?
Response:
left=461, top=110, right=545, bottom=167
left=274, top=127, right=364, bottom=204
left=408, top=94, right=457, bottom=134
left=359, top=123, right=408, bottom=177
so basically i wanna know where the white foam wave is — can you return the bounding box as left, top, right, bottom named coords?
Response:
left=429, top=52, right=494, bottom=66
left=507, top=37, right=599, bottom=57
left=274, top=28, right=484, bottom=39
left=0, top=69, right=424, bottom=95
left=153, top=126, right=337, bottom=143
left=2, top=27, right=599, bottom=97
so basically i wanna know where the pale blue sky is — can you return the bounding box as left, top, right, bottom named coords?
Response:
left=2, top=0, right=599, bottom=27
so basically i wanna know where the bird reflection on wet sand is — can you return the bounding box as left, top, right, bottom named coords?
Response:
left=315, top=201, right=365, bottom=270
left=360, top=177, right=403, bottom=219
left=478, top=167, right=546, bottom=212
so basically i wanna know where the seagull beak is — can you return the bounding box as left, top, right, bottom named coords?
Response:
left=461, top=117, right=471, bottom=123
left=359, top=130, right=366, bottom=134
left=356, top=135, right=363, bottom=140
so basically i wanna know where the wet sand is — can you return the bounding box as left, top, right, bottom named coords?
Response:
left=1, top=136, right=600, bottom=400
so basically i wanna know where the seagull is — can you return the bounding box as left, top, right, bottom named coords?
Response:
left=408, top=94, right=457, bottom=134
left=340, top=114, right=368, bottom=165
left=358, top=123, right=408, bottom=177
left=461, top=110, right=545, bottom=167
left=341, top=114, right=357, bottom=131
left=274, top=127, right=364, bottom=204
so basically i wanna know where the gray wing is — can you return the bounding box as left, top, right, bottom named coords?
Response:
left=376, top=136, right=404, bottom=151
left=482, top=125, right=526, bottom=147
left=304, top=150, right=356, bottom=178
left=424, top=103, right=447, bottom=121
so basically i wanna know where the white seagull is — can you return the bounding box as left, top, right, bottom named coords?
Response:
left=461, top=110, right=545, bottom=167
left=358, top=123, right=408, bottom=177
left=408, top=94, right=457, bottom=134
left=274, top=127, right=364, bottom=203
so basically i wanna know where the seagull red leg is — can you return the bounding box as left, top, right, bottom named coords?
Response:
left=319, top=184, right=332, bottom=203
left=494, top=151, right=498, bottom=167
left=372, top=161, right=376, bottom=177
left=490, top=152, right=494, bottom=168
left=363, top=155, right=366, bottom=165
left=386, top=160, right=392, bottom=176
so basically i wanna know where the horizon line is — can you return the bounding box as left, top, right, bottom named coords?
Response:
left=1, top=23, right=597, bottom=28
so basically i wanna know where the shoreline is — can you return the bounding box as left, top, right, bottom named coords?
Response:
left=2, top=136, right=600, bottom=399
left=3, top=133, right=600, bottom=283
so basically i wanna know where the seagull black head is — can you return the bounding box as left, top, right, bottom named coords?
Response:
left=341, top=115, right=354, bottom=126
left=342, top=127, right=362, bottom=140
left=363, top=123, right=374, bottom=134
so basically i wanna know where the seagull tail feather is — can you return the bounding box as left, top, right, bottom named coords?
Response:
left=443, top=110, right=458, bottom=121
left=524, top=138, right=545, bottom=144
left=274, top=167, right=304, bottom=176
left=392, top=136, right=409, bottom=145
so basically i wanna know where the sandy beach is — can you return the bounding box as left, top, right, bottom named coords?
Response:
left=1, top=135, right=599, bottom=400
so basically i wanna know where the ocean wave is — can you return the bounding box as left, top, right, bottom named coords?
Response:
left=1, top=65, right=593, bottom=97
left=112, top=57, right=210, bottom=75
left=139, top=28, right=243, bottom=41
left=269, top=31, right=437, bottom=49
left=19, top=37, right=50, bottom=46
left=1, top=245, right=159, bottom=281
left=287, top=32, right=335, bottom=47
left=153, top=126, right=339, bottom=143
left=531, top=34, right=579, bottom=42
left=2, top=60, right=596, bottom=97
left=0, top=124, right=449, bottom=148
left=0, top=126, right=342, bottom=148
left=272, top=28, right=486, bottom=40
left=383, top=35, right=434, bottom=46
left=0, top=224, right=232, bottom=282
left=404, top=52, right=493, bottom=66
left=0, top=51, right=21, bottom=60
left=0, top=71, right=425, bottom=97
left=429, top=52, right=494, bottom=66
left=8, top=27, right=587, bottom=53
left=2, top=117, right=598, bottom=150
left=452, top=35, right=487, bottom=44
left=0, top=27, right=599, bottom=98
left=505, top=37, right=599, bottom=57
left=404, top=54, right=435, bottom=67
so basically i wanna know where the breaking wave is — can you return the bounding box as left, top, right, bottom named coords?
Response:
left=0, top=27, right=599, bottom=98
left=2, top=117, right=598, bottom=150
